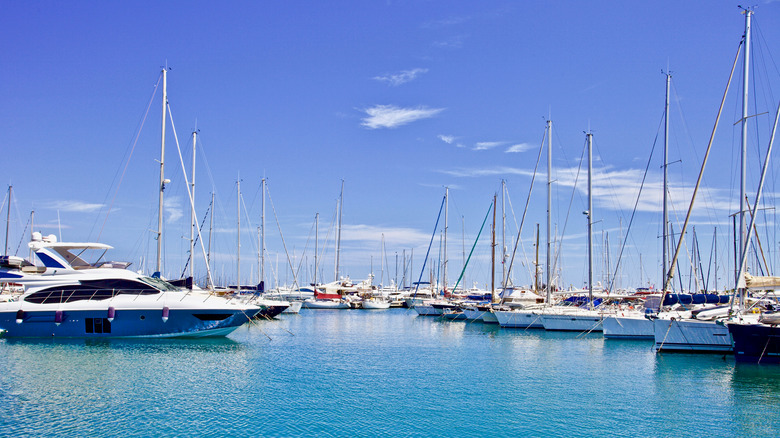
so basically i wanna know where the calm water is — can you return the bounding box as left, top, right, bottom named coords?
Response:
left=1, top=308, right=779, bottom=437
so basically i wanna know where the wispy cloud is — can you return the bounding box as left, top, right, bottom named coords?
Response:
left=49, top=201, right=104, bottom=213
left=473, top=141, right=505, bottom=151
left=341, top=224, right=432, bottom=247
left=374, top=68, right=429, bottom=86
left=505, top=143, right=535, bottom=153
left=439, top=166, right=533, bottom=178
left=361, top=105, right=444, bottom=129
left=164, top=196, right=183, bottom=222
left=438, top=134, right=455, bottom=144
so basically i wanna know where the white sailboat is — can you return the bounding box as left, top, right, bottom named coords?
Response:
left=653, top=9, right=765, bottom=353
left=496, top=121, right=555, bottom=329
left=540, top=132, right=604, bottom=332
left=604, top=72, right=675, bottom=340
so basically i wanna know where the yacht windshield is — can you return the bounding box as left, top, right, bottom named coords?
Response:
left=139, top=276, right=181, bottom=292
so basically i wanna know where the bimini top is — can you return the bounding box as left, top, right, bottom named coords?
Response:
left=28, top=232, right=129, bottom=270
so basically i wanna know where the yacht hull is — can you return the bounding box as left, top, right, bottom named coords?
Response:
left=602, top=315, right=654, bottom=339
left=0, top=306, right=258, bottom=338
left=653, top=318, right=732, bottom=353
left=728, top=323, right=780, bottom=364
left=494, top=310, right=544, bottom=329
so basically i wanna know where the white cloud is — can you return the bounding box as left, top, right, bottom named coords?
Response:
left=374, top=68, right=429, bottom=86
left=164, top=196, right=183, bottom=222
left=505, top=143, right=535, bottom=153
left=439, top=166, right=533, bottom=178
left=50, top=201, right=104, bottom=213
left=438, top=134, right=455, bottom=144
left=340, top=224, right=431, bottom=247
left=361, top=105, right=444, bottom=129
left=473, top=141, right=505, bottom=151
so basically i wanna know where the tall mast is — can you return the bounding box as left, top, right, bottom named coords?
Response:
left=737, top=8, right=752, bottom=308
left=443, top=186, right=449, bottom=293
left=491, top=193, right=497, bottom=301
left=156, top=68, right=168, bottom=276
left=207, top=191, right=214, bottom=288
left=237, top=178, right=241, bottom=290
left=261, top=178, right=266, bottom=288
left=586, top=132, right=594, bottom=307
left=501, top=180, right=507, bottom=287
left=335, top=180, right=343, bottom=281
left=4, top=185, right=11, bottom=256
left=662, top=73, right=671, bottom=291
left=546, top=119, right=552, bottom=303
left=190, top=129, right=197, bottom=282
left=461, top=216, right=466, bottom=289
left=314, top=212, right=319, bottom=288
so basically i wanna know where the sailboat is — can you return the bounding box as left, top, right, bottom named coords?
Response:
left=495, top=121, right=554, bottom=329
left=653, top=9, right=775, bottom=353
left=603, top=73, right=673, bottom=340
left=539, top=132, right=605, bottom=332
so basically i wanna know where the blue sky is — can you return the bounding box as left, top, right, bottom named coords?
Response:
left=2, top=1, right=780, bottom=291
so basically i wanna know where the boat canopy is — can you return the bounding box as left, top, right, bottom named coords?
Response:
left=744, top=273, right=780, bottom=289
left=662, top=293, right=729, bottom=306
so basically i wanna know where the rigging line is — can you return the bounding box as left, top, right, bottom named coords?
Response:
left=607, top=117, right=660, bottom=294
left=412, top=195, right=446, bottom=300
left=663, top=37, right=743, bottom=298
left=96, top=73, right=162, bottom=242
left=13, top=213, right=31, bottom=257
left=671, top=82, right=723, bottom=234
left=552, top=137, right=587, bottom=285
left=451, top=201, right=493, bottom=293
left=266, top=184, right=301, bottom=290
left=167, top=103, right=215, bottom=290
left=504, top=128, right=546, bottom=290
left=179, top=204, right=211, bottom=279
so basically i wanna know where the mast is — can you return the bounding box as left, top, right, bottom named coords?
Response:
left=586, top=132, right=594, bottom=307
left=491, top=193, right=497, bottom=301
left=535, top=223, right=540, bottom=293
left=156, top=67, right=168, bottom=276
left=261, top=178, right=266, bottom=288
left=237, top=178, right=241, bottom=290
left=737, top=8, right=752, bottom=308
left=207, top=191, right=214, bottom=288
left=335, top=180, right=343, bottom=281
left=315, top=212, right=319, bottom=289
left=4, top=185, right=11, bottom=256
left=546, top=119, right=552, bottom=302
left=501, top=180, right=507, bottom=288
left=190, top=129, right=196, bottom=282
left=663, top=72, right=671, bottom=292
left=443, top=186, right=449, bottom=293
left=462, top=216, right=466, bottom=289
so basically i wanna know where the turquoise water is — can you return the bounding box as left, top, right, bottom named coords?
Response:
left=1, top=308, right=779, bottom=437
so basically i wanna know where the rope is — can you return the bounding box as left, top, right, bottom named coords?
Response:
left=412, top=195, right=446, bottom=301
left=451, top=201, right=493, bottom=293
left=504, top=129, right=546, bottom=289
left=97, top=73, right=162, bottom=242
left=606, top=115, right=661, bottom=293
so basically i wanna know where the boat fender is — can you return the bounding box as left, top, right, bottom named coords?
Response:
left=107, top=306, right=116, bottom=322
left=15, top=309, right=24, bottom=324
left=54, top=310, right=63, bottom=326
left=162, top=306, right=170, bottom=322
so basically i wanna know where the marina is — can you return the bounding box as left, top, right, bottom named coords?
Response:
left=1, top=308, right=779, bottom=437
left=2, top=2, right=780, bottom=436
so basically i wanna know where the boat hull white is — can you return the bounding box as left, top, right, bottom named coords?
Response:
left=494, top=309, right=544, bottom=329
left=602, top=315, right=654, bottom=340
left=653, top=318, right=732, bottom=353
